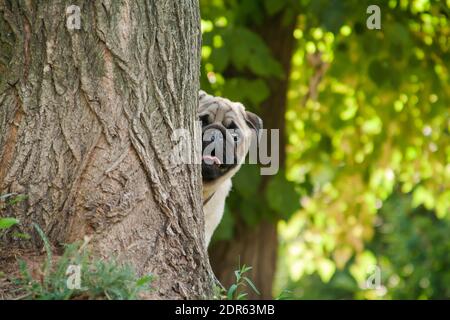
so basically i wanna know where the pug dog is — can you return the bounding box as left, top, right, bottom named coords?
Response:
left=199, top=90, right=263, bottom=246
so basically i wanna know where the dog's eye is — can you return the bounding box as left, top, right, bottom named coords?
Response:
left=199, top=115, right=209, bottom=126
left=228, top=121, right=238, bottom=130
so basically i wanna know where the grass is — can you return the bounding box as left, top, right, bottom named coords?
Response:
left=1, top=194, right=155, bottom=300
left=13, top=224, right=155, bottom=300
left=2, top=193, right=262, bottom=300
left=0, top=193, right=25, bottom=236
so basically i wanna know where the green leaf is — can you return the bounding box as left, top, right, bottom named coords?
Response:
left=136, top=274, right=154, bottom=287
left=246, top=79, right=270, bottom=105
left=264, top=0, right=287, bottom=15
left=265, top=172, right=300, bottom=220
left=368, top=59, right=390, bottom=85
left=241, top=265, right=252, bottom=274
left=248, top=56, right=268, bottom=76
left=0, top=217, right=19, bottom=229
left=209, top=46, right=229, bottom=73
left=246, top=50, right=283, bottom=78
left=412, top=186, right=435, bottom=210
left=33, top=223, right=53, bottom=279
left=232, top=165, right=261, bottom=198
left=390, top=22, right=411, bottom=47
left=7, top=194, right=28, bottom=206
left=234, top=270, right=241, bottom=282
left=227, top=284, right=238, bottom=300
left=236, top=292, right=248, bottom=300
left=276, top=289, right=294, bottom=300
left=12, top=232, right=31, bottom=240
left=222, top=77, right=271, bottom=107
left=243, top=276, right=260, bottom=295
left=317, top=259, right=336, bottom=283
left=230, top=43, right=250, bottom=70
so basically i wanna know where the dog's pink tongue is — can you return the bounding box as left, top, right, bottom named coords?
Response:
left=202, top=155, right=222, bottom=165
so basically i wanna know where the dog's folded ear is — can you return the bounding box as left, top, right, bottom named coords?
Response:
left=199, top=90, right=207, bottom=100
left=245, top=111, right=263, bottom=139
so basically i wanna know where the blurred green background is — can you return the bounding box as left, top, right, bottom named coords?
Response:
left=200, top=0, right=449, bottom=299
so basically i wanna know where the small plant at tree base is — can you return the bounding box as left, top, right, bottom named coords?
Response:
left=0, top=193, right=29, bottom=211
left=216, top=262, right=260, bottom=300
left=0, top=193, right=30, bottom=239
left=0, top=217, right=30, bottom=239
left=0, top=194, right=25, bottom=231
left=15, top=224, right=154, bottom=300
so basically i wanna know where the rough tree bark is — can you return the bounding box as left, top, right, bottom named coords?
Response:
left=0, top=0, right=214, bottom=299
left=209, top=11, right=297, bottom=299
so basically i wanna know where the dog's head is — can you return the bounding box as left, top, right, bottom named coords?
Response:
left=199, top=91, right=263, bottom=189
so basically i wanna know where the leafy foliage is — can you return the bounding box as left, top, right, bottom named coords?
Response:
left=201, top=0, right=449, bottom=299
left=13, top=224, right=154, bottom=300
left=215, top=262, right=260, bottom=300
left=200, top=0, right=286, bottom=105
left=280, top=0, right=449, bottom=296
left=201, top=0, right=302, bottom=236
left=275, top=193, right=450, bottom=299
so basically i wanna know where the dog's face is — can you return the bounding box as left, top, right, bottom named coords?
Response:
left=199, top=91, right=262, bottom=191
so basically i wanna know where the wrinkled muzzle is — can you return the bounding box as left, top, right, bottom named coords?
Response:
left=201, top=124, right=238, bottom=181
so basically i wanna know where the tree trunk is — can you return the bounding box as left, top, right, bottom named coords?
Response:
left=210, top=219, right=278, bottom=299
left=209, top=11, right=297, bottom=299
left=0, top=0, right=213, bottom=299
